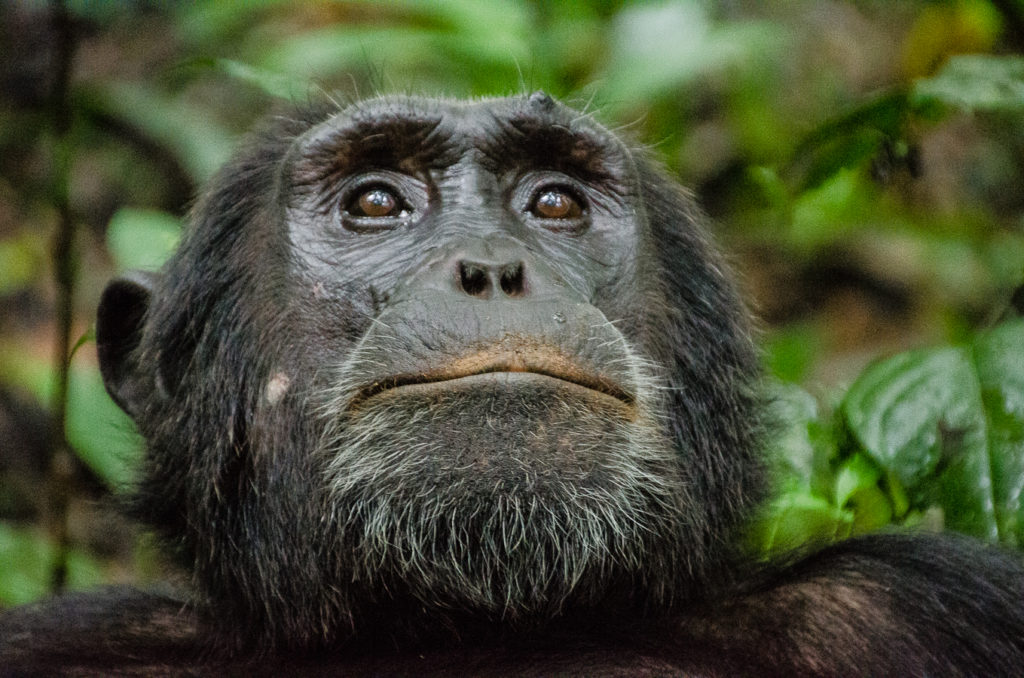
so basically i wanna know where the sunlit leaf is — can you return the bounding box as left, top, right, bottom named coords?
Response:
left=835, top=453, right=881, bottom=508
left=901, top=1, right=1002, bottom=79
left=749, top=493, right=853, bottom=559
left=600, top=3, right=782, bottom=108
left=789, top=168, right=871, bottom=250
left=913, top=55, right=1024, bottom=113
left=834, top=454, right=893, bottom=533
left=763, top=324, right=822, bottom=385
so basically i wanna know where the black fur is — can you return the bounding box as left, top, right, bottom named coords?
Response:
left=2, top=94, right=1022, bottom=676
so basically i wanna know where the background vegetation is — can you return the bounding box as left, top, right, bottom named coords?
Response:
left=1, top=0, right=1023, bottom=606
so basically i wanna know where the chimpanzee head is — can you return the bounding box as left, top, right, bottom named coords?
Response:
left=96, top=92, right=763, bottom=650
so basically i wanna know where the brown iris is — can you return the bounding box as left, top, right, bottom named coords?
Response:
left=352, top=188, right=401, bottom=218
left=532, top=188, right=582, bottom=219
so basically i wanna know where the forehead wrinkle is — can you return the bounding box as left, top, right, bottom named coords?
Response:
left=474, top=107, right=619, bottom=179
left=304, top=103, right=457, bottom=173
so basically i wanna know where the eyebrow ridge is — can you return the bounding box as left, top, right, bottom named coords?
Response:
left=480, top=111, right=618, bottom=180
left=307, top=114, right=453, bottom=173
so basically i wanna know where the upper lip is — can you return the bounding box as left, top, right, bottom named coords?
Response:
left=350, top=350, right=634, bottom=408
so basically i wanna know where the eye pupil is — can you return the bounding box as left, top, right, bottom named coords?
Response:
left=533, top=189, right=581, bottom=219
left=356, top=188, right=398, bottom=217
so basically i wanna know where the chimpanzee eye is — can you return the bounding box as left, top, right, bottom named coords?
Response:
left=530, top=187, right=584, bottom=220
left=346, top=187, right=408, bottom=219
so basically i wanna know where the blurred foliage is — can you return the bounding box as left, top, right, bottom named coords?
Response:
left=0, top=523, right=103, bottom=607
left=751, top=317, right=1024, bottom=557
left=1, top=0, right=1023, bottom=604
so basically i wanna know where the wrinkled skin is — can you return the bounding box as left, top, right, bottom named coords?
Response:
left=2, top=93, right=1024, bottom=677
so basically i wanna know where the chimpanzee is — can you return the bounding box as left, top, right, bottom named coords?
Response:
left=2, top=93, right=1023, bottom=676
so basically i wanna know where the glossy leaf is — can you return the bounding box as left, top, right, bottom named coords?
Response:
left=843, top=319, right=1024, bottom=545
left=768, top=384, right=819, bottom=475
left=749, top=383, right=847, bottom=557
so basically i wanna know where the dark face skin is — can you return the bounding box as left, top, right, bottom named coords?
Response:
left=288, top=95, right=638, bottom=305
left=94, top=92, right=764, bottom=650
left=288, top=94, right=690, bottom=622
left=287, top=95, right=647, bottom=429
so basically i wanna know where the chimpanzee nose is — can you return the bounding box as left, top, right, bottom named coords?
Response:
left=444, top=235, right=535, bottom=300
left=457, top=259, right=526, bottom=299
left=391, top=235, right=581, bottom=306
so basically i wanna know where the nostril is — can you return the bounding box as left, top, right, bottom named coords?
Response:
left=459, top=262, right=489, bottom=297
left=499, top=263, right=525, bottom=297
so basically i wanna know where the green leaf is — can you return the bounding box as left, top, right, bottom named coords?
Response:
left=745, top=166, right=790, bottom=211
left=790, top=91, right=907, bottom=191
left=67, top=365, right=143, bottom=489
left=258, top=17, right=535, bottom=96
left=842, top=319, right=1024, bottom=545
left=834, top=453, right=881, bottom=508
left=204, top=59, right=297, bottom=100
left=974, top=320, right=1024, bottom=544
left=913, top=55, right=1024, bottom=113
left=749, top=383, right=856, bottom=558
left=69, top=328, right=96, bottom=361
left=107, top=208, right=181, bottom=272
left=834, top=454, right=893, bottom=533
left=175, top=0, right=284, bottom=47
left=0, top=232, right=41, bottom=294
left=0, top=523, right=105, bottom=606
left=600, top=3, right=782, bottom=108
left=0, top=523, right=51, bottom=605
left=764, top=382, right=821, bottom=487
left=82, top=83, right=235, bottom=182
left=749, top=492, right=853, bottom=559
left=846, top=483, right=894, bottom=534
left=0, top=349, right=142, bottom=490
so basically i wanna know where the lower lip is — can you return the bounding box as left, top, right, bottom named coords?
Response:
left=363, top=371, right=633, bottom=410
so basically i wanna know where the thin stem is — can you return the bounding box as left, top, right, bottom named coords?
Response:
left=47, top=0, right=77, bottom=593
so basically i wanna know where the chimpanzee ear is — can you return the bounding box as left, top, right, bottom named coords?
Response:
left=96, top=271, right=159, bottom=418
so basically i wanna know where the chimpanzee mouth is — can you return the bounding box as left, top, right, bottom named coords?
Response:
left=350, top=351, right=636, bottom=410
